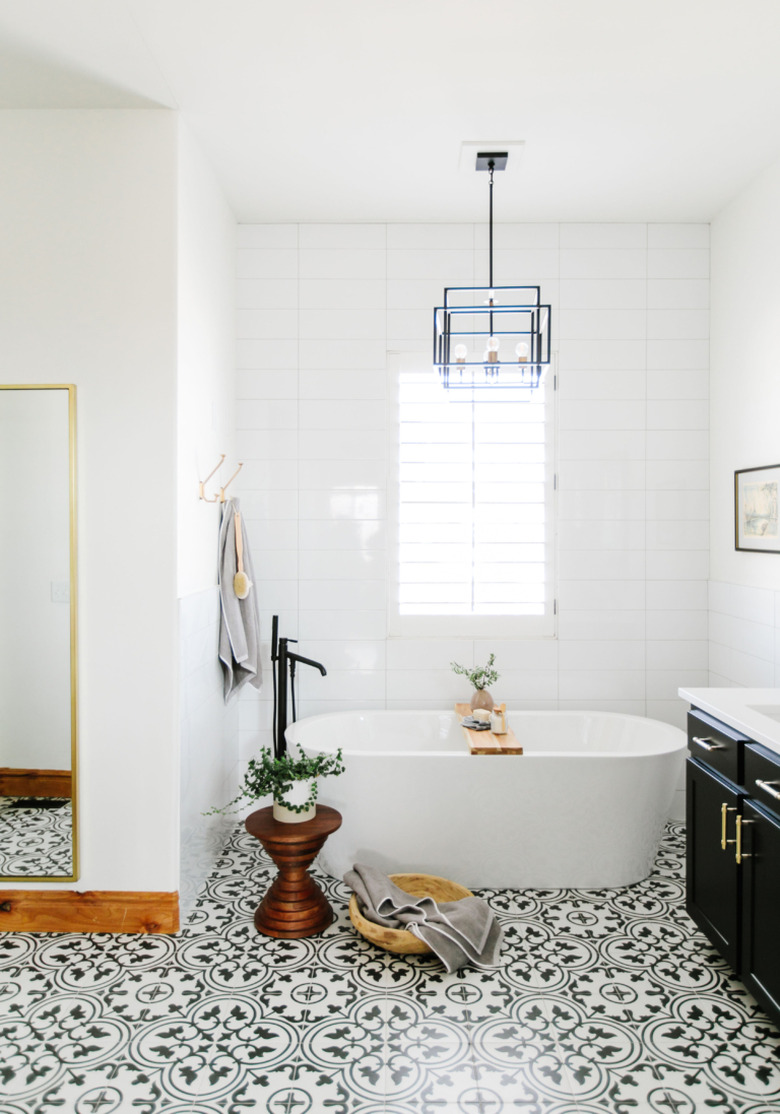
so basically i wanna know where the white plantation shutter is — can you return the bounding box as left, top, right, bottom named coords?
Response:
left=389, top=357, right=556, bottom=637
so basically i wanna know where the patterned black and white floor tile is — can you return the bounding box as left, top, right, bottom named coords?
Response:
left=1, top=821, right=779, bottom=1113
left=0, top=797, right=72, bottom=877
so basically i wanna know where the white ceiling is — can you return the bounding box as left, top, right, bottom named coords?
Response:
left=2, top=0, right=780, bottom=223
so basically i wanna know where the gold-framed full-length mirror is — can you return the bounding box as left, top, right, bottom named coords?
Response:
left=0, top=384, right=78, bottom=881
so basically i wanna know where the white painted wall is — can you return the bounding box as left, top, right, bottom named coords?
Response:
left=176, top=124, right=240, bottom=913
left=708, top=152, right=780, bottom=687
left=711, top=155, right=780, bottom=590
left=177, top=124, right=238, bottom=598
left=0, top=110, right=179, bottom=892
left=234, top=222, right=711, bottom=812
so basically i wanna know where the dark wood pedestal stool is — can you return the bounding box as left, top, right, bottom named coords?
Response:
left=244, top=805, right=342, bottom=938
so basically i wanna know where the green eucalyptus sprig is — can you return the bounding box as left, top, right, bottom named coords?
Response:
left=206, top=744, right=345, bottom=815
left=450, top=653, right=499, bottom=691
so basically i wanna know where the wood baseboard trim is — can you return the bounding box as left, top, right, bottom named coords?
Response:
left=0, top=890, right=180, bottom=934
left=0, top=767, right=72, bottom=798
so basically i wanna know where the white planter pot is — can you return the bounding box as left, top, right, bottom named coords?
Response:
left=272, top=778, right=316, bottom=823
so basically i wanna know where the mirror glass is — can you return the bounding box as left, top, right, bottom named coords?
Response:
left=0, top=385, right=78, bottom=880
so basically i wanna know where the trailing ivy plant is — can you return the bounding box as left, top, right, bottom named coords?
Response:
left=206, top=745, right=345, bottom=816
left=450, top=653, right=499, bottom=691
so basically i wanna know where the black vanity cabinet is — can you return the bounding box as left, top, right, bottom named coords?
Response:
left=686, top=707, right=780, bottom=1026
left=740, top=747, right=780, bottom=1021
left=686, top=710, right=745, bottom=970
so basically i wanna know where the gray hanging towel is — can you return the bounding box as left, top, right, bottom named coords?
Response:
left=218, top=497, right=262, bottom=701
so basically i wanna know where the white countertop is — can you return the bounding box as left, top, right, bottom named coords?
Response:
left=679, top=687, right=780, bottom=755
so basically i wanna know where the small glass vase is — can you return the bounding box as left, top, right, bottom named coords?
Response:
left=470, top=689, right=495, bottom=713
left=272, top=779, right=316, bottom=823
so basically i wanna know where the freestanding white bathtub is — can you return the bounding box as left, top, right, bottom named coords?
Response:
left=286, top=710, right=686, bottom=890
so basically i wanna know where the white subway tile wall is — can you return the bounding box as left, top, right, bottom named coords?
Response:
left=235, top=222, right=711, bottom=782
left=179, top=587, right=239, bottom=918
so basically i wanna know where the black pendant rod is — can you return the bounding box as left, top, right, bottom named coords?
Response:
left=488, top=159, right=495, bottom=345
left=488, top=159, right=494, bottom=291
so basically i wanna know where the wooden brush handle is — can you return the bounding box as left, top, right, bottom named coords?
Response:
left=234, top=512, right=245, bottom=574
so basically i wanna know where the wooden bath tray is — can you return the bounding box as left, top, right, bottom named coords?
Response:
left=455, top=703, right=523, bottom=755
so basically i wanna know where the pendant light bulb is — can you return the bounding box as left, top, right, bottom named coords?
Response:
left=453, top=343, right=468, bottom=363
left=516, top=342, right=529, bottom=363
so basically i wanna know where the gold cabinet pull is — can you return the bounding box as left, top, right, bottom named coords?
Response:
left=721, top=802, right=737, bottom=849
left=736, top=815, right=754, bottom=864
left=755, top=778, right=780, bottom=801
left=693, top=735, right=724, bottom=751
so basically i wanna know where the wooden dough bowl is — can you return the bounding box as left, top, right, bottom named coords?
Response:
left=348, top=872, right=474, bottom=955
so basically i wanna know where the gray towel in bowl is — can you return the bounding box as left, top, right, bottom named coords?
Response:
left=344, top=863, right=503, bottom=973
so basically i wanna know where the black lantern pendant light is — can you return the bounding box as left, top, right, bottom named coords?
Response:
left=433, top=152, right=551, bottom=389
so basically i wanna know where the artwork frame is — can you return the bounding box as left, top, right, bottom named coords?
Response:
left=735, top=464, right=780, bottom=553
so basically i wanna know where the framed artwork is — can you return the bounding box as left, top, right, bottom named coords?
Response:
left=735, top=464, right=780, bottom=552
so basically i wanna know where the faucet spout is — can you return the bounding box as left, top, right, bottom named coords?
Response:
left=287, top=651, right=327, bottom=676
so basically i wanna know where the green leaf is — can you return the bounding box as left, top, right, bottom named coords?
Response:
left=206, top=745, right=345, bottom=814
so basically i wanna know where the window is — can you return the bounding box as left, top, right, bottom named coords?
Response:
left=389, top=353, right=556, bottom=638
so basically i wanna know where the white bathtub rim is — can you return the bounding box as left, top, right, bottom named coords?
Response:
left=286, top=708, right=686, bottom=760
